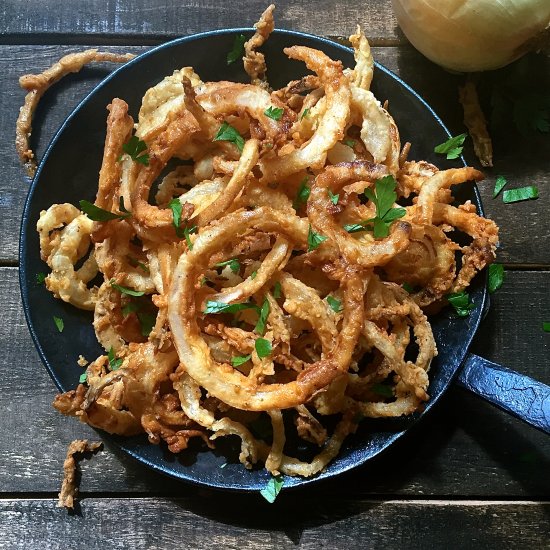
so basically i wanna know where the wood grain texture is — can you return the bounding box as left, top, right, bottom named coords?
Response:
left=4, top=45, right=550, bottom=265
left=0, top=498, right=549, bottom=550
left=1, top=0, right=401, bottom=45
left=4, top=266, right=550, bottom=496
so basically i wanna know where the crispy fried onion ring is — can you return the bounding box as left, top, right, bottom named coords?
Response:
left=44, top=9, right=498, bottom=479
left=37, top=204, right=98, bottom=310
left=17, top=49, right=134, bottom=177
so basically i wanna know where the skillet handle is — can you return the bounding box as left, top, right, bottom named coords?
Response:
left=456, top=353, right=550, bottom=435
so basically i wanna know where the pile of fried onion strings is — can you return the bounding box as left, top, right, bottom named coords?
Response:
left=38, top=6, right=498, bottom=478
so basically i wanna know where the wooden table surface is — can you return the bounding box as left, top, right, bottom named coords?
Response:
left=2, top=1, right=549, bottom=548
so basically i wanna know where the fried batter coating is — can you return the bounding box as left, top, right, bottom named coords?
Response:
left=58, top=439, right=102, bottom=510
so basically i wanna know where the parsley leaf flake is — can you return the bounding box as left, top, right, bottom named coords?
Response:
left=264, top=106, right=284, bottom=121
left=260, top=475, right=284, bottom=503
left=488, top=263, right=504, bottom=294
left=227, top=34, right=246, bottom=65
left=214, top=122, right=245, bottom=152
left=434, top=133, right=467, bottom=160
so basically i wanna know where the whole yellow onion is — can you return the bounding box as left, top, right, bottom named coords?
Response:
left=392, top=0, right=550, bottom=72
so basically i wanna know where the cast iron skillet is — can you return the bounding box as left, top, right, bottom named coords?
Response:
left=19, top=29, right=550, bottom=492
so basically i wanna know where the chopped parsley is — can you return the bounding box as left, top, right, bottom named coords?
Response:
left=326, top=295, right=342, bottom=313
left=214, top=122, right=245, bottom=152
left=260, top=475, right=284, bottom=503
left=53, top=316, right=64, bottom=333
left=36, top=272, right=46, bottom=284
left=127, top=255, right=149, bottom=273
left=109, top=280, right=145, bottom=297
left=273, top=281, right=282, bottom=299
left=327, top=189, right=339, bottom=205
left=227, top=34, right=246, bottom=65
left=371, top=383, right=394, bottom=398
left=168, top=198, right=184, bottom=237
left=343, top=138, right=356, bottom=148
left=107, top=347, right=122, bottom=371
left=250, top=270, right=258, bottom=280
left=255, top=338, right=272, bottom=359
left=307, top=225, right=327, bottom=251
left=121, top=135, right=149, bottom=166
left=447, top=291, right=475, bottom=317
left=215, top=258, right=240, bottom=274
left=121, top=302, right=140, bottom=316
left=434, top=133, right=467, bottom=160
left=300, top=108, right=310, bottom=120
left=255, top=298, right=270, bottom=335
left=493, top=175, right=508, bottom=199
left=502, top=186, right=538, bottom=204
left=402, top=282, right=414, bottom=293
left=79, top=200, right=130, bottom=222
left=137, top=312, right=155, bottom=337
left=204, top=301, right=257, bottom=315
left=79, top=372, right=88, bottom=384
left=293, top=177, right=310, bottom=209
left=231, top=355, right=252, bottom=367
left=488, top=263, right=504, bottom=294
left=264, top=106, right=284, bottom=121
left=363, top=175, right=406, bottom=238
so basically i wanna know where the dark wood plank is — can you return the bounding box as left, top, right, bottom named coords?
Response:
left=1, top=498, right=549, bottom=549
left=1, top=0, right=401, bottom=45
left=4, top=266, right=550, bottom=496
left=4, top=45, right=550, bottom=265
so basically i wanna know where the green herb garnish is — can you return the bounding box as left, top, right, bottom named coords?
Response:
left=127, top=255, right=149, bottom=273
left=122, top=302, right=140, bottom=316
left=121, top=135, right=149, bottom=166
left=109, top=280, right=145, bottom=297
left=502, top=186, right=538, bottom=204
left=371, top=383, right=393, bottom=398
left=402, top=282, right=414, bottom=293
left=363, top=175, right=406, bottom=238
left=250, top=270, right=258, bottom=280
left=488, top=263, right=504, bottom=294
left=53, top=316, right=64, bottom=333
left=255, top=298, right=270, bottom=335
left=493, top=175, right=507, bottom=198
left=214, top=122, right=245, bottom=152
left=79, top=373, right=88, bottom=384
left=231, top=355, right=252, bottom=367
left=273, top=281, right=282, bottom=299
left=328, top=189, right=339, bottom=205
left=260, top=475, right=284, bottom=503
left=343, top=139, right=356, bottom=148
left=264, top=106, right=284, bottom=121
left=36, top=272, right=46, bottom=284
left=447, top=291, right=475, bottom=317
left=204, top=301, right=257, bottom=315
left=79, top=200, right=130, bottom=222
left=107, top=347, right=122, bottom=371
left=215, top=258, right=240, bottom=274
left=434, top=133, right=467, bottom=160
left=293, top=177, right=310, bottom=209
left=227, top=34, right=246, bottom=65
left=300, top=108, right=310, bottom=120
left=255, top=338, right=272, bottom=359
left=326, top=295, right=342, bottom=313
left=137, top=312, right=155, bottom=337
left=307, top=225, right=327, bottom=251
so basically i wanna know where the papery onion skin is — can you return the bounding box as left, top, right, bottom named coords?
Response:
left=392, top=0, right=550, bottom=72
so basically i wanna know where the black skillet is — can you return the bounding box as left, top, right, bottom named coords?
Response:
left=19, top=29, right=550, bottom=492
